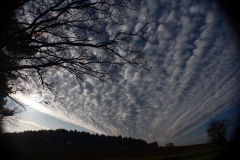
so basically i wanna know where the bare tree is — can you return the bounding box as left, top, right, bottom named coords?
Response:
left=206, top=118, right=234, bottom=145
left=0, top=0, right=157, bottom=102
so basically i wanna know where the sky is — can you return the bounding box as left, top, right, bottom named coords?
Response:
left=3, top=0, right=240, bottom=146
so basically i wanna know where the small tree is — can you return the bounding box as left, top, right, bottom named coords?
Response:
left=149, top=141, right=158, bottom=148
left=206, top=118, right=234, bottom=146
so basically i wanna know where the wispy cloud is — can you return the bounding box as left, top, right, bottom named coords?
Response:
left=18, top=120, right=50, bottom=130
left=16, top=0, right=240, bottom=145
left=11, top=93, right=104, bottom=134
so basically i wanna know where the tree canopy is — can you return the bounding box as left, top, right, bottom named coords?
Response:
left=206, top=118, right=234, bottom=146
left=4, top=129, right=156, bottom=148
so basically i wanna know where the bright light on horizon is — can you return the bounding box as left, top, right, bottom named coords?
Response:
left=11, top=93, right=53, bottom=114
left=9, top=93, right=103, bottom=134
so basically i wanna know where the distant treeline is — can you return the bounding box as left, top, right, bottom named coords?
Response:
left=3, top=129, right=158, bottom=148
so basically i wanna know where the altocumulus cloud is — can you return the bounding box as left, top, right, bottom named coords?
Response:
left=21, top=0, right=240, bottom=144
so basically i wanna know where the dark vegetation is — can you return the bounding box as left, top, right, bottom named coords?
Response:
left=3, top=129, right=157, bottom=148
left=2, top=141, right=224, bottom=160
left=1, top=129, right=229, bottom=160
left=206, top=118, right=234, bottom=146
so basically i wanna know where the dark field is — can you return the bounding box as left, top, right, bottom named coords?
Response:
left=4, top=143, right=228, bottom=160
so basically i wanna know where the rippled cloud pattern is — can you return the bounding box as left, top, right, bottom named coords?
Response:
left=32, top=0, right=240, bottom=144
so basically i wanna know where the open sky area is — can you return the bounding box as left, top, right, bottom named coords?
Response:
left=2, top=0, right=240, bottom=146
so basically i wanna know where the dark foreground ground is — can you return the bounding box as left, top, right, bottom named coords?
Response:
left=1, top=143, right=236, bottom=160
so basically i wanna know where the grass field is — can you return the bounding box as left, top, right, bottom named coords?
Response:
left=102, top=148, right=222, bottom=160
left=6, top=143, right=226, bottom=160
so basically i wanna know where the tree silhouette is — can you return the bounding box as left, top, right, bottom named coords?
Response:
left=149, top=141, right=158, bottom=147
left=4, top=128, right=150, bottom=148
left=0, top=54, right=26, bottom=126
left=0, top=73, right=24, bottom=126
left=206, top=118, right=234, bottom=146
left=0, top=0, right=157, bottom=102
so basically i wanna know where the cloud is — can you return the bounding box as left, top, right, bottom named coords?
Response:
left=11, top=93, right=104, bottom=134
left=16, top=0, right=240, bottom=145
left=18, top=120, right=50, bottom=130
left=4, top=120, right=50, bottom=133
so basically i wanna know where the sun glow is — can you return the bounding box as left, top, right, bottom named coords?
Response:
left=11, top=93, right=52, bottom=114
left=10, top=93, right=102, bottom=134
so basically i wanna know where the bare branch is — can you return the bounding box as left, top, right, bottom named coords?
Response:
left=0, top=0, right=157, bottom=104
